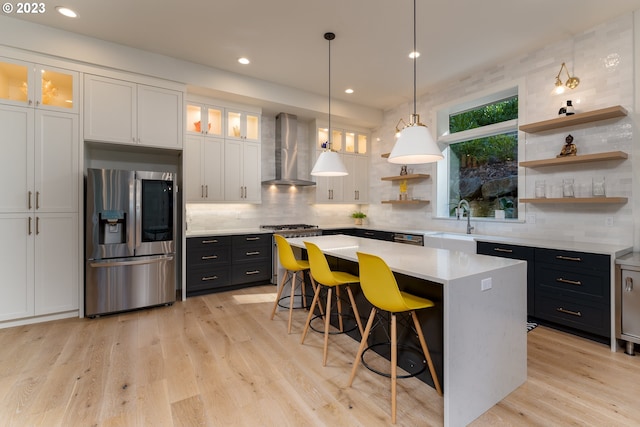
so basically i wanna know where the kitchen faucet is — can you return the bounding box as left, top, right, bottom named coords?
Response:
left=457, top=199, right=474, bottom=234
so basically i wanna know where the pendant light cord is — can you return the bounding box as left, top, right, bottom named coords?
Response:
left=412, top=0, right=417, bottom=116
left=328, top=34, right=331, bottom=148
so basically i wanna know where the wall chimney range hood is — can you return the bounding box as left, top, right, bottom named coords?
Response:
left=262, top=112, right=316, bottom=186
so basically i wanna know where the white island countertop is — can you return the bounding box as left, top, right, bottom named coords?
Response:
left=287, top=234, right=523, bottom=284
left=288, top=234, right=527, bottom=427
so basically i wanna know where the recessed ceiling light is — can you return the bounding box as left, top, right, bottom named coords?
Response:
left=409, top=51, right=420, bottom=59
left=238, top=57, right=250, bottom=65
left=345, top=88, right=354, bottom=94
left=56, top=7, right=77, bottom=18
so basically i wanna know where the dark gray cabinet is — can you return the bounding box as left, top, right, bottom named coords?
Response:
left=322, top=227, right=394, bottom=242
left=478, top=241, right=611, bottom=341
left=534, top=248, right=610, bottom=339
left=187, top=233, right=272, bottom=296
left=477, top=241, right=535, bottom=315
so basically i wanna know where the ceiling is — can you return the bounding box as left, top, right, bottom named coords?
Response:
left=8, top=0, right=640, bottom=118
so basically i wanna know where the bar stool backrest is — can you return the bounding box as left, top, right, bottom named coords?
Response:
left=357, top=251, right=409, bottom=313
left=274, top=234, right=304, bottom=271
left=304, top=241, right=340, bottom=286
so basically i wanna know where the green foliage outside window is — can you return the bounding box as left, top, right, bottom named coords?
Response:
left=447, top=96, right=519, bottom=219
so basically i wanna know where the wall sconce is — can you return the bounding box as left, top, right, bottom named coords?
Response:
left=553, top=62, right=580, bottom=95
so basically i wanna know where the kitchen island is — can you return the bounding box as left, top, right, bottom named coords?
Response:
left=287, top=234, right=527, bottom=427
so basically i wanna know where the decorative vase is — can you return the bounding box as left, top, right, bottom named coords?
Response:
left=354, top=218, right=363, bottom=225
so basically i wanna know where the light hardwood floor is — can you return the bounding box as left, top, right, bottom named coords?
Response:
left=1, top=285, right=640, bottom=426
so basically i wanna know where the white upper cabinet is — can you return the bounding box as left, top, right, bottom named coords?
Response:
left=186, top=102, right=224, bottom=138
left=0, top=57, right=78, bottom=113
left=226, top=109, right=260, bottom=142
left=84, top=74, right=183, bottom=149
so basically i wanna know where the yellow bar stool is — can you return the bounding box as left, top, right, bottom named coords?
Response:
left=301, top=241, right=364, bottom=367
left=348, top=252, right=442, bottom=424
left=269, top=234, right=314, bottom=334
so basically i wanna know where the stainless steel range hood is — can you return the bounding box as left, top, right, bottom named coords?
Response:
left=262, top=112, right=316, bottom=186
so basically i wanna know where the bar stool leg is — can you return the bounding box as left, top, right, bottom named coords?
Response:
left=348, top=307, right=377, bottom=386
left=287, top=272, right=297, bottom=334
left=346, top=285, right=364, bottom=336
left=301, top=281, right=322, bottom=344
left=323, top=287, right=333, bottom=366
left=335, top=286, right=344, bottom=332
left=391, top=313, right=397, bottom=424
left=411, top=311, right=442, bottom=395
left=270, top=270, right=291, bottom=320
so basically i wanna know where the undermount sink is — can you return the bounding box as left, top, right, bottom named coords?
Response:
left=422, top=232, right=477, bottom=253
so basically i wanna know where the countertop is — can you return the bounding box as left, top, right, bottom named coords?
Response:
left=616, top=252, right=640, bottom=267
left=186, top=224, right=632, bottom=258
left=286, top=234, right=523, bottom=284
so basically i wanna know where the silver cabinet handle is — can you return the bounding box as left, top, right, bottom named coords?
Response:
left=201, top=185, right=204, bottom=198
left=202, top=276, right=219, bottom=281
left=28, top=217, right=32, bottom=235
left=201, top=255, right=218, bottom=260
left=89, top=256, right=174, bottom=268
left=36, top=216, right=40, bottom=235
left=246, top=251, right=260, bottom=256
left=28, top=191, right=32, bottom=210
left=201, top=239, right=219, bottom=244
left=556, top=255, right=582, bottom=262
left=246, top=237, right=260, bottom=241
left=245, top=270, right=260, bottom=275
left=206, top=185, right=209, bottom=198
left=625, top=276, right=633, bottom=292
left=493, top=248, right=513, bottom=253
left=556, top=307, right=582, bottom=317
left=36, top=191, right=40, bottom=210
left=556, top=278, right=581, bottom=286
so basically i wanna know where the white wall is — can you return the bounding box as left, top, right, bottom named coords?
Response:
left=368, top=12, right=638, bottom=249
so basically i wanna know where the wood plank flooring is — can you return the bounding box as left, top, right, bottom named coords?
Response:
left=1, top=284, right=639, bottom=426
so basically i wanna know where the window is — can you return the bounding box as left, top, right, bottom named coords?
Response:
left=436, top=85, right=521, bottom=220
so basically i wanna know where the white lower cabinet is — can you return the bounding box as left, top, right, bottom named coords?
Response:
left=0, top=213, right=78, bottom=321
left=34, top=213, right=78, bottom=315
left=0, top=215, right=33, bottom=321
left=185, top=135, right=225, bottom=202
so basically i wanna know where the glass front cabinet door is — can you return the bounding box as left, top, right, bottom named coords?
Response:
left=226, top=110, right=260, bottom=142
left=186, top=102, right=223, bottom=137
left=0, top=58, right=78, bottom=113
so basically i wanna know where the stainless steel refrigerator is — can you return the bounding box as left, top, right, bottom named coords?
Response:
left=85, top=168, right=176, bottom=317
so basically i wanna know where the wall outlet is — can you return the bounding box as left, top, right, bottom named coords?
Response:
left=481, top=277, right=492, bottom=291
left=605, top=217, right=614, bottom=227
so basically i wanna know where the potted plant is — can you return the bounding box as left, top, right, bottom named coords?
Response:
left=351, top=211, right=366, bottom=225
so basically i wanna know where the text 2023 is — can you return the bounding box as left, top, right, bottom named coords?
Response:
left=17, top=3, right=46, bottom=13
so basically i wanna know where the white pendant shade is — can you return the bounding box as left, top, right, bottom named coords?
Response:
left=388, top=124, right=443, bottom=164
left=311, top=150, right=348, bottom=176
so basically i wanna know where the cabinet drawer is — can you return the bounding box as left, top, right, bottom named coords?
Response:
left=535, top=263, right=610, bottom=302
left=232, top=233, right=271, bottom=247
left=232, top=244, right=270, bottom=263
left=232, top=261, right=272, bottom=285
left=187, top=266, right=231, bottom=293
left=477, top=241, right=533, bottom=260
left=187, top=236, right=232, bottom=250
left=187, top=246, right=231, bottom=268
left=358, top=229, right=394, bottom=242
left=535, top=248, right=609, bottom=271
left=535, top=292, right=610, bottom=337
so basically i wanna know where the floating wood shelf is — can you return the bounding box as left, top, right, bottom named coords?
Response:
left=520, top=197, right=627, bottom=204
left=381, top=173, right=430, bottom=181
left=519, top=151, right=628, bottom=168
left=519, top=105, right=627, bottom=133
left=381, top=200, right=430, bottom=205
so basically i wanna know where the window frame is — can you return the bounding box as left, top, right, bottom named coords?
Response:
left=433, top=80, right=526, bottom=221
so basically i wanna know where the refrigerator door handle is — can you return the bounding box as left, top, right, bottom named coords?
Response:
left=135, top=178, right=142, bottom=252
left=89, top=255, right=174, bottom=268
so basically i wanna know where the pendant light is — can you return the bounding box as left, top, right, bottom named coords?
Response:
left=311, top=32, right=348, bottom=177
left=388, top=0, right=443, bottom=165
